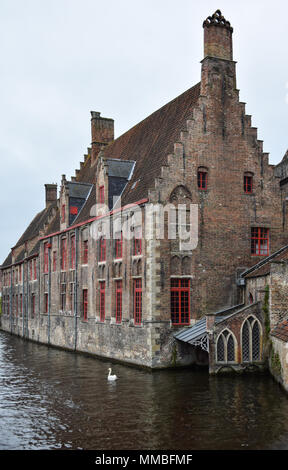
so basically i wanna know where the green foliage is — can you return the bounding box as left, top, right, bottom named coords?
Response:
left=263, top=285, right=270, bottom=342
left=271, top=347, right=282, bottom=377
left=171, top=343, right=177, bottom=367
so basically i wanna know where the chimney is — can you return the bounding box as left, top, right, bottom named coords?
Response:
left=90, top=111, right=114, bottom=165
left=203, top=10, right=233, bottom=61
left=45, top=184, right=57, bottom=208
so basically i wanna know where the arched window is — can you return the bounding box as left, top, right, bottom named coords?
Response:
left=248, top=292, right=254, bottom=304
left=241, top=316, right=261, bottom=362
left=216, top=329, right=237, bottom=363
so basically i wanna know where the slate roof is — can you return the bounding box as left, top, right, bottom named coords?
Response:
left=14, top=202, right=57, bottom=249
left=271, top=320, right=288, bottom=342
left=242, top=244, right=288, bottom=279
left=75, top=83, right=201, bottom=206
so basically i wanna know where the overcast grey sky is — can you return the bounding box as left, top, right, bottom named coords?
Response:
left=0, top=0, right=287, bottom=263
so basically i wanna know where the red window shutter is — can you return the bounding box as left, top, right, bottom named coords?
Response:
left=61, top=238, right=67, bottom=270
left=197, top=171, right=207, bottom=190
left=251, top=227, right=269, bottom=256
left=70, top=206, right=78, bottom=215
left=171, top=278, right=190, bottom=325
left=244, top=175, right=253, bottom=193
left=83, top=289, right=88, bottom=321
left=71, top=236, right=75, bottom=269
left=134, top=279, right=142, bottom=325
left=100, top=282, right=105, bottom=322
left=116, top=280, right=122, bottom=323
left=82, top=240, right=88, bottom=264
left=44, top=243, right=49, bottom=273
left=115, top=232, right=122, bottom=259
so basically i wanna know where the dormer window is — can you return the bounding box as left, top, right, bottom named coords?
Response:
left=197, top=167, right=208, bottom=190
left=99, top=186, right=104, bottom=204
left=244, top=173, right=253, bottom=193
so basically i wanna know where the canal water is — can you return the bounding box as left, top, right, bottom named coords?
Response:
left=0, top=330, right=288, bottom=450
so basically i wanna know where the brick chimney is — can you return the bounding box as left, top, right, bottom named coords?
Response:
left=45, top=184, right=57, bottom=208
left=203, top=9, right=233, bottom=61
left=90, top=111, right=114, bottom=165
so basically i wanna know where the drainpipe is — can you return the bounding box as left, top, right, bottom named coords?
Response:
left=47, top=241, right=52, bottom=345
left=22, top=264, right=25, bottom=337
left=26, top=260, right=29, bottom=338
left=74, top=228, right=79, bottom=350
left=10, top=269, right=13, bottom=333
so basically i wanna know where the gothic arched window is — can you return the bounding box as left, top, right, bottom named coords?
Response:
left=216, top=329, right=237, bottom=363
left=241, top=316, right=262, bottom=362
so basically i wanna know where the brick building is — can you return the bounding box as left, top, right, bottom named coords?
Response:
left=1, top=10, right=288, bottom=373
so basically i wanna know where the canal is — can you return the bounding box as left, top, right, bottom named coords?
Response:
left=0, top=330, right=288, bottom=450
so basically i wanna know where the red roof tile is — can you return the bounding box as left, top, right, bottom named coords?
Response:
left=271, top=320, right=288, bottom=342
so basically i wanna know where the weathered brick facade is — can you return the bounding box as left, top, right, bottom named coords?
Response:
left=1, top=10, right=287, bottom=373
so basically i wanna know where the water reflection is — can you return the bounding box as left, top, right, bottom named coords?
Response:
left=0, top=330, right=288, bottom=450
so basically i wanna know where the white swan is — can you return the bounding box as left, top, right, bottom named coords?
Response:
left=107, top=368, right=117, bottom=381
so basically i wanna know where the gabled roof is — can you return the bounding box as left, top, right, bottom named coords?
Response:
left=75, top=83, right=201, bottom=206
left=13, top=202, right=57, bottom=249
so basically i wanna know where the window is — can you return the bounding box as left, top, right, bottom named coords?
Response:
left=115, top=280, right=122, bottom=323
left=242, top=316, right=261, bottom=362
left=69, top=283, right=74, bottom=313
left=16, top=295, right=18, bottom=317
left=171, top=278, right=190, bottom=325
left=61, top=238, right=67, bottom=270
left=83, top=289, right=88, bottom=321
left=53, top=251, right=57, bottom=272
left=61, top=283, right=66, bottom=311
left=244, top=174, right=253, bottom=193
left=197, top=170, right=207, bottom=190
left=44, top=242, right=49, bottom=273
left=251, top=228, right=269, bottom=256
left=71, top=236, right=75, bottom=269
left=70, top=206, right=78, bottom=215
left=29, top=261, right=33, bottom=280
left=82, top=240, right=88, bottom=264
left=20, top=294, right=23, bottom=316
left=31, top=294, right=35, bottom=317
left=19, top=265, right=22, bottom=282
left=100, top=282, right=105, bottom=322
left=216, top=330, right=236, bottom=363
left=44, top=293, right=48, bottom=314
left=99, top=237, right=106, bottom=262
left=134, top=226, right=142, bottom=256
left=115, top=232, right=122, bottom=259
left=99, top=186, right=104, bottom=204
left=134, top=279, right=142, bottom=325
left=33, top=258, right=37, bottom=280
left=61, top=204, right=66, bottom=223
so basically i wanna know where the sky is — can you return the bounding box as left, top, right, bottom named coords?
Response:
left=0, top=0, right=287, bottom=263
